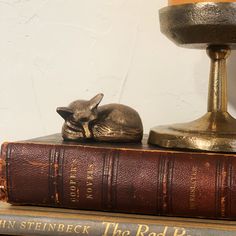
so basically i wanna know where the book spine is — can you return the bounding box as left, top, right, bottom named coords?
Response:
left=0, top=213, right=235, bottom=236
left=0, top=143, right=7, bottom=202
left=1, top=142, right=236, bottom=219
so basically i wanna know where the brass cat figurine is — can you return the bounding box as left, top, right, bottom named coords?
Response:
left=57, top=93, right=143, bottom=142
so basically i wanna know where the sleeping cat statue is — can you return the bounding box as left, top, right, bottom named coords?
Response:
left=57, top=93, right=143, bottom=142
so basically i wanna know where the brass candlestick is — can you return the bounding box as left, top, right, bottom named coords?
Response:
left=148, top=2, right=236, bottom=152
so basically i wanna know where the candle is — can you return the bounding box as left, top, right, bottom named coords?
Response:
left=169, top=0, right=236, bottom=5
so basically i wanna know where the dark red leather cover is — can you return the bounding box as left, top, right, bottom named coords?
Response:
left=1, top=134, right=236, bottom=219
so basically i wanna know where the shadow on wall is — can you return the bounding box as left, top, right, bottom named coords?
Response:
left=228, top=51, right=236, bottom=111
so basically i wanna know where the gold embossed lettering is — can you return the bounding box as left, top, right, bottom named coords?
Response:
left=69, top=160, right=79, bottom=203
left=136, top=224, right=149, bottom=236
left=82, top=225, right=91, bottom=234
left=66, top=224, right=74, bottom=233
left=0, top=220, right=16, bottom=229
left=8, top=221, right=15, bottom=229
left=20, top=222, right=26, bottom=230
left=57, top=224, right=65, bottom=232
left=102, top=222, right=115, bottom=236
left=173, top=228, right=187, bottom=236
left=74, top=225, right=82, bottom=233
left=17, top=221, right=94, bottom=233
left=86, top=164, right=94, bottom=199
left=102, top=222, right=130, bottom=236
left=189, top=166, right=198, bottom=210
left=42, top=222, right=47, bottom=231
left=157, top=226, right=168, bottom=236
left=0, top=220, right=6, bottom=229
left=113, top=223, right=123, bottom=236
left=35, top=222, right=42, bottom=231
left=70, top=185, right=76, bottom=191
left=124, top=231, right=131, bottom=236
left=27, top=222, right=35, bottom=230
left=17, top=222, right=94, bottom=234
left=48, top=223, right=57, bottom=231
left=86, top=194, right=93, bottom=199
left=136, top=225, right=168, bottom=236
left=221, top=168, right=227, bottom=217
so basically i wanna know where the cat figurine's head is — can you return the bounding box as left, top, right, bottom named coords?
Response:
left=57, top=93, right=104, bottom=140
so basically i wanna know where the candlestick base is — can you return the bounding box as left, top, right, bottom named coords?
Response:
left=148, top=112, right=236, bottom=152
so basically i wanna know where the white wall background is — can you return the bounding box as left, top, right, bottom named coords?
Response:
left=1, top=0, right=236, bottom=143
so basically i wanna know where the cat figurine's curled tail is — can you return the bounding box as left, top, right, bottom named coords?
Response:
left=57, top=93, right=143, bottom=142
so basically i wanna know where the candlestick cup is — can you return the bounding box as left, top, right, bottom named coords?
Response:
left=148, top=2, right=236, bottom=152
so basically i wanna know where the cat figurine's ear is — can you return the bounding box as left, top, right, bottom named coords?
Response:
left=57, top=107, right=74, bottom=120
left=89, top=93, right=104, bottom=110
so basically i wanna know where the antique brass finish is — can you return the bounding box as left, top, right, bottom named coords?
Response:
left=57, top=94, right=143, bottom=143
left=149, top=3, right=236, bottom=152
left=207, top=46, right=229, bottom=113
left=159, top=2, right=236, bottom=49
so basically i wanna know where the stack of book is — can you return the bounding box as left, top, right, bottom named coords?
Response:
left=0, top=133, right=236, bottom=236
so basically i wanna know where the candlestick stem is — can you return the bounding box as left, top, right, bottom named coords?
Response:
left=148, top=44, right=236, bottom=152
left=207, top=46, right=230, bottom=113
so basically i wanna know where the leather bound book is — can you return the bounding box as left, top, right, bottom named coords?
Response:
left=1, top=134, right=236, bottom=220
left=0, top=202, right=236, bottom=236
